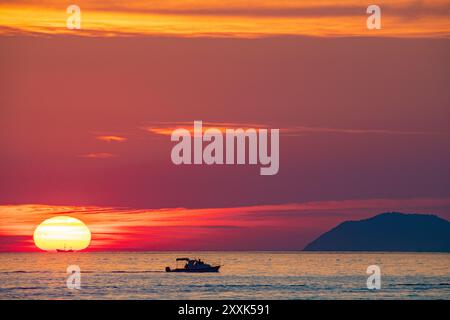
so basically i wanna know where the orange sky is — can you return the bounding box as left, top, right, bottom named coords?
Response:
left=1, top=1, right=449, bottom=252
left=1, top=0, right=449, bottom=37
left=1, top=198, right=450, bottom=251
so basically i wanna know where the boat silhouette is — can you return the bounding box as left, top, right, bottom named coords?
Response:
left=56, top=244, right=74, bottom=253
left=165, top=258, right=220, bottom=273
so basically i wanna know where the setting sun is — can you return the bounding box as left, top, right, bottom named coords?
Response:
left=33, top=216, right=91, bottom=251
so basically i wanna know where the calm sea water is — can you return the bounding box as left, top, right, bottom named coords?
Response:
left=0, top=252, right=449, bottom=299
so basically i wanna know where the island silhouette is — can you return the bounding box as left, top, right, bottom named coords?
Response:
left=304, top=212, right=450, bottom=252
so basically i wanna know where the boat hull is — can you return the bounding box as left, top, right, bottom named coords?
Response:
left=165, top=266, right=220, bottom=273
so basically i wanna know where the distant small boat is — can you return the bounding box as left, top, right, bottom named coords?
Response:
left=56, top=244, right=74, bottom=253
left=166, top=258, right=220, bottom=273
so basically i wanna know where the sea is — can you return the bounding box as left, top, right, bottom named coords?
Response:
left=0, top=252, right=449, bottom=299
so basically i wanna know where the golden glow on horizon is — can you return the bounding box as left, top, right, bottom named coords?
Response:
left=33, top=216, right=91, bottom=251
left=1, top=199, right=450, bottom=251
left=0, top=0, right=449, bottom=37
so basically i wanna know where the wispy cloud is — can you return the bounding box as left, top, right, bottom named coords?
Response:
left=1, top=0, right=449, bottom=38
left=78, top=152, right=117, bottom=159
left=96, top=135, right=127, bottom=143
left=285, top=126, right=440, bottom=136
left=144, top=121, right=267, bottom=136
left=145, top=121, right=437, bottom=137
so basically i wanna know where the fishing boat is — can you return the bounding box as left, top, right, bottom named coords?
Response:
left=165, top=258, right=220, bottom=273
left=56, top=244, right=74, bottom=253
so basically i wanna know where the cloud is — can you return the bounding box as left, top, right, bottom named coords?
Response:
left=5, top=1, right=450, bottom=18
left=1, top=0, right=449, bottom=38
left=285, top=126, right=439, bottom=136
left=144, top=121, right=268, bottom=136
left=78, top=153, right=117, bottom=159
left=145, top=121, right=437, bottom=137
left=96, top=135, right=127, bottom=143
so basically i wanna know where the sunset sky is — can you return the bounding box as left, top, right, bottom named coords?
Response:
left=1, top=0, right=450, bottom=37
left=0, top=0, right=449, bottom=251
